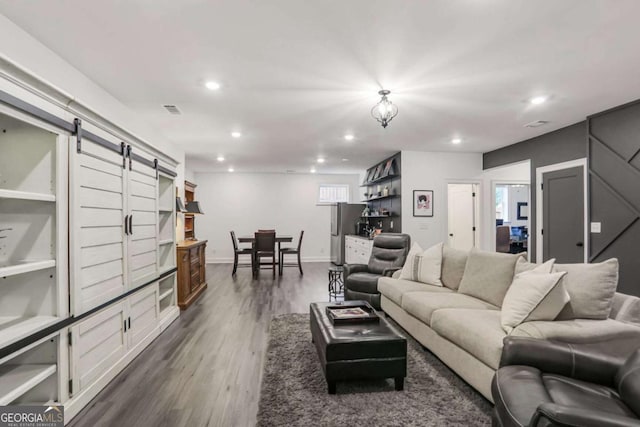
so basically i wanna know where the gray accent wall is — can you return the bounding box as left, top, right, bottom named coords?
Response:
left=483, top=123, right=587, bottom=262
left=588, top=101, right=640, bottom=296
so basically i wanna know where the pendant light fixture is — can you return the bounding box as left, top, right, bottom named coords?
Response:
left=371, top=90, right=398, bottom=128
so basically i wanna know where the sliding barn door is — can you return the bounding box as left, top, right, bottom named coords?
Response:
left=70, top=135, right=127, bottom=315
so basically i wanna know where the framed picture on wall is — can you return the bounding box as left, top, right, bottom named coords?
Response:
left=413, top=190, right=434, bottom=217
left=517, top=202, right=528, bottom=220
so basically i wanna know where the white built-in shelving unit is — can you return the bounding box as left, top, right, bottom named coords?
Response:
left=0, top=110, right=68, bottom=351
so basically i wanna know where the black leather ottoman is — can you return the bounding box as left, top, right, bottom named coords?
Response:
left=310, top=301, right=407, bottom=394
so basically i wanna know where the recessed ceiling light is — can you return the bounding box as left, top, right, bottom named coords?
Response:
left=310, top=167, right=317, bottom=173
left=451, top=138, right=462, bottom=144
left=317, top=157, right=326, bottom=164
left=530, top=96, right=547, bottom=105
left=344, top=134, right=354, bottom=141
left=205, top=81, right=221, bottom=90
left=342, top=158, right=349, bottom=162
left=228, top=167, right=234, bottom=172
left=217, top=155, right=225, bottom=162
left=231, top=131, right=242, bottom=138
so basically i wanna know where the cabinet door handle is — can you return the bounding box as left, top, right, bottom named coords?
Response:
left=124, top=319, right=127, bottom=332
left=129, top=214, right=133, bottom=235
left=128, top=317, right=131, bottom=330
left=124, top=215, right=129, bottom=235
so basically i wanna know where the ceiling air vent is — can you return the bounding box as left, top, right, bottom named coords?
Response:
left=163, top=105, right=181, bottom=115
left=524, top=120, right=549, bottom=128
left=286, top=170, right=296, bottom=174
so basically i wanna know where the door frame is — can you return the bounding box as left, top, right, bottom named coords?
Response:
left=535, top=158, right=588, bottom=263
left=446, top=181, right=481, bottom=249
left=491, top=180, right=531, bottom=259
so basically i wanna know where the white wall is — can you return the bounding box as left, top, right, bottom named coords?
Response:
left=194, top=172, right=360, bottom=262
left=505, top=185, right=529, bottom=227
left=401, top=151, right=484, bottom=250
left=480, top=161, right=531, bottom=251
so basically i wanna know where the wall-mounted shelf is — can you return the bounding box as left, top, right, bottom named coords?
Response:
left=0, top=260, right=56, bottom=278
left=0, top=364, right=57, bottom=405
left=361, top=194, right=399, bottom=202
left=360, top=174, right=399, bottom=187
left=0, top=190, right=56, bottom=203
left=158, top=208, right=173, bottom=213
left=159, top=239, right=174, bottom=246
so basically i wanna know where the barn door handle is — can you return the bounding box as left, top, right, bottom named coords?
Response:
left=576, top=242, right=584, bottom=247
left=129, top=215, right=133, bottom=235
left=124, top=215, right=129, bottom=235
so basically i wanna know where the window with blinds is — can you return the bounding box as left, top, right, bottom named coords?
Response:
left=317, top=184, right=350, bottom=204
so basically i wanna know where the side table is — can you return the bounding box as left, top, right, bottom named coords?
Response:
left=328, top=266, right=344, bottom=301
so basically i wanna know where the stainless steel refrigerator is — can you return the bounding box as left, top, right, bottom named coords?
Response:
left=330, top=203, right=365, bottom=265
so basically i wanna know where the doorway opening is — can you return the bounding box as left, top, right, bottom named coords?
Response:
left=447, top=183, right=479, bottom=250
left=493, top=182, right=530, bottom=255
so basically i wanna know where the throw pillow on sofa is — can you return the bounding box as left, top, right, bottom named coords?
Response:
left=554, top=258, right=619, bottom=320
left=458, top=249, right=522, bottom=307
left=501, top=260, right=570, bottom=333
left=399, top=242, right=443, bottom=286
left=515, top=256, right=544, bottom=274
left=441, top=246, right=468, bottom=290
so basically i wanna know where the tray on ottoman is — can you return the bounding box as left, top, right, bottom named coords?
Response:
left=310, top=300, right=407, bottom=394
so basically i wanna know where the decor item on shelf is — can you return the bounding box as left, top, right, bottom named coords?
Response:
left=371, top=89, right=399, bottom=128
left=383, top=186, right=390, bottom=197
left=382, top=159, right=395, bottom=176
left=176, top=196, right=187, bottom=213
left=377, top=185, right=382, bottom=196
left=362, top=206, right=370, bottom=217
left=413, top=190, right=434, bottom=217
left=186, top=200, right=204, bottom=215
left=372, top=164, right=383, bottom=180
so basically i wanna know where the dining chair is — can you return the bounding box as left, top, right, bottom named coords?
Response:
left=279, top=230, right=304, bottom=276
left=496, top=225, right=511, bottom=253
left=230, top=231, right=253, bottom=276
left=253, top=231, right=276, bottom=278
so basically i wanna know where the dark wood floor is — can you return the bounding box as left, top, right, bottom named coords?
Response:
left=69, top=262, right=333, bottom=427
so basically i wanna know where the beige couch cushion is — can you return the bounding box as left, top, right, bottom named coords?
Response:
left=399, top=242, right=443, bottom=286
left=555, top=258, right=619, bottom=320
left=378, top=277, right=453, bottom=307
left=501, top=260, right=569, bottom=333
left=610, top=293, right=640, bottom=324
left=430, top=309, right=506, bottom=370
left=441, top=246, right=468, bottom=290
left=402, top=292, right=498, bottom=326
left=458, top=249, right=521, bottom=307
left=511, top=317, right=640, bottom=342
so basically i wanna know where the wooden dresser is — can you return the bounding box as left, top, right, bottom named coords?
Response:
left=176, top=240, right=208, bottom=309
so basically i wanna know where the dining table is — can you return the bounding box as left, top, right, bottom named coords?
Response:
left=237, top=235, right=293, bottom=244
left=237, top=235, right=293, bottom=270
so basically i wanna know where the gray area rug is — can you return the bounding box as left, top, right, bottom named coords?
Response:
left=256, top=314, right=492, bottom=426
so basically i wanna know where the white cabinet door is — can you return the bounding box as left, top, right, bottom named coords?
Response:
left=127, top=283, right=158, bottom=350
left=127, top=153, right=158, bottom=289
left=71, top=137, right=127, bottom=315
left=69, top=301, right=127, bottom=394
left=344, top=237, right=355, bottom=264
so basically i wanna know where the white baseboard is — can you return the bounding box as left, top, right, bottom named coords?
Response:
left=206, top=256, right=331, bottom=264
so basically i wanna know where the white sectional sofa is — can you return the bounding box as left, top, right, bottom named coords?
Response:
left=379, top=246, right=640, bottom=402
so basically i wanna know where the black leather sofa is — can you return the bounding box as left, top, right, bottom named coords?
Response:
left=492, top=336, right=640, bottom=427
left=343, top=233, right=410, bottom=309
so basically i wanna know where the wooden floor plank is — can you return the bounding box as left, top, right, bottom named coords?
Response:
left=69, top=262, right=332, bottom=427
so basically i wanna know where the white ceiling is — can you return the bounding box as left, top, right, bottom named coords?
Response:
left=2, top=0, right=640, bottom=173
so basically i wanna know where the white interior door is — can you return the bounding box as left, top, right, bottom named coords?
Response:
left=447, top=183, right=478, bottom=250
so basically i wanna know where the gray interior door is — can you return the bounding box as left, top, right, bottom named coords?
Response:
left=542, top=166, right=584, bottom=262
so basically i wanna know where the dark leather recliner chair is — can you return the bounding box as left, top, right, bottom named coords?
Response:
left=492, top=336, right=640, bottom=427
left=343, top=233, right=410, bottom=309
